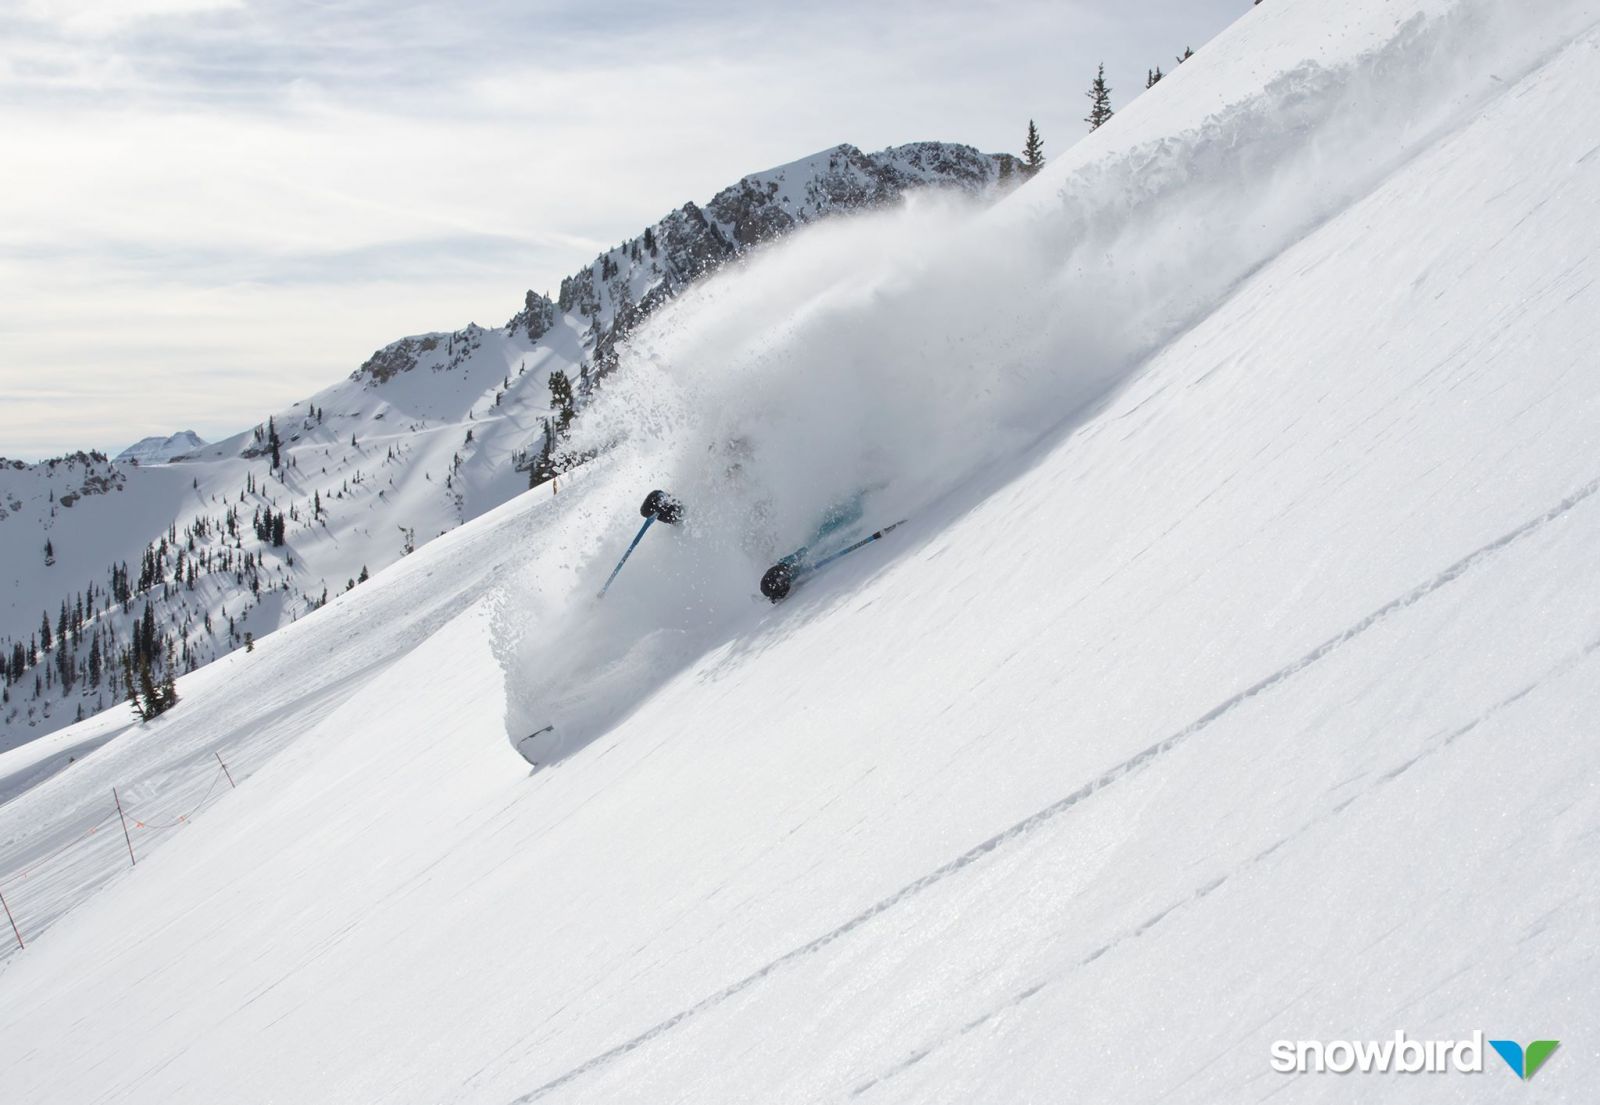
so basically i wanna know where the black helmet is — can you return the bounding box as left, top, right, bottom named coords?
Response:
left=759, top=561, right=795, bottom=602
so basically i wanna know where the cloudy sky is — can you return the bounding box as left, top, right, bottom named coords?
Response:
left=0, top=0, right=1247, bottom=459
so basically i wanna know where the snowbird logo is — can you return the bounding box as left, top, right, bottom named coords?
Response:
left=1488, top=1039, right=1559, bottom=1081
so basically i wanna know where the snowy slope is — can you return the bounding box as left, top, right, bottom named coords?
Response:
left=0, top=143, right=1009, bottom=752
left=3, top=1, right=1600, bottom=1103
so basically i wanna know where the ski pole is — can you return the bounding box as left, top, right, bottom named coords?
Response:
left=113, top=787, right=135, bottom=867
left=598, top=516, right=655, bottom=599
left=806, top=520, right=907, bottom=575
left=518, top=725, right=554, bottom=749
left=1, top=885, right=22, bottom=950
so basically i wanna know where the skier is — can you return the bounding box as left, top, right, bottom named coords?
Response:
left=597, top=484, right=902, bottom=603
left=760, top=491, right=904, bottom=602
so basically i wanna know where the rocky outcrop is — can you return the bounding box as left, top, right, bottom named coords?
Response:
left=359, top=141, right=1013, bottom=394
left=354, top=334, right=440, bottom=383
left=352, top=325, right=486, bottom=385
left=506, top=291, right=558, bottom=341
left=564, top=143, right=1017, bottom=388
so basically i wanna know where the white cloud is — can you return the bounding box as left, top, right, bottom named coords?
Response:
left=21, top=0, right=245, bottom=36
left=0, top=0, right=1251, bottom=457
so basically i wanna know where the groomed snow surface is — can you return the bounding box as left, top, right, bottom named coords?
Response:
left=3, top=0, right=1599, bottom=1101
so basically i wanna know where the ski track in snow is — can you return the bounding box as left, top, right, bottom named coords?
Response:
left=6, top=4, right=1600, bottom=1103
left=500, top=470, right=1600, bottom=1103
left=0, top=488, right=553, bottom=964
left=847, top=632, right=1600, bottom=1104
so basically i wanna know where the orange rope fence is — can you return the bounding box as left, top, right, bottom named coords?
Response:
left=0, top=812, right=118, bottom=888
left=0, top=752, right=241, bottom=951
left=128, top=767, right=229, bottom=831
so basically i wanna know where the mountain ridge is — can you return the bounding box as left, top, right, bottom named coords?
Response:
left=0, top=140, right=1017, bottom=751
left=2, top=3, right=1596, bottom=1100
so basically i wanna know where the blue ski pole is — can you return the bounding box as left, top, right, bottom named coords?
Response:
left=598, top=516, right=654, bottom=599
left=806, top=520, right=906, bottom=575
left=597, top=489, right=684, bottom=600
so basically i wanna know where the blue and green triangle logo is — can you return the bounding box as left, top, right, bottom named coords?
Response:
left=1489, top=1039, right=1559, bottom=1081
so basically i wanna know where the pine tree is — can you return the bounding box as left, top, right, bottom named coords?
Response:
left=1085, top=63, right=1114, bottom=131
left=1147, top=66, right=1164, bottom=88
left=124, top=656, right=146, bottom=721
left=548, top=370, right=576, bottom=433
left=1022, top=120, right=1045, bottom=177
left=56, top=638, right=73, bottom=694
left=158, top=667, right=178, bottom=713
left=138, top=660, right=159, bottom=716
left=268, top=416, right=282, bottom=470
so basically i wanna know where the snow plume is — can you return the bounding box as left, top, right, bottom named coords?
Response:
left=492, top=0, right=1586, bottom=762
left=576, top=0, right=1579, bottom=539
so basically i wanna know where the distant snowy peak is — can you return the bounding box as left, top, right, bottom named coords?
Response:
left=115, top=430, right=206, bottom=464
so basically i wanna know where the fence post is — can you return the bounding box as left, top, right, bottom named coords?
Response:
left=0, top=885, right=21, bottom=950
left=215, top=752, right=236, bottom=789
left=113, top=788, right=136, bottom=867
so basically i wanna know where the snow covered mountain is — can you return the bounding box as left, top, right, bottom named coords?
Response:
left=0, top=142, right=1014, bottom=752
left=114, top=431, right=206, bottom=465
left=3, top=1, right=1599, bottom=1102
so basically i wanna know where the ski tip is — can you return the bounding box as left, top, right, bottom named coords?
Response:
left=515, top=724, right=557, bottom=769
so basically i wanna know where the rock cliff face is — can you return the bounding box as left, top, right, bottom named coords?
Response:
left=355, top=142, right=1017, bottom=388
left=506, top=291, right=559, bottom=342
left=546, top=142, right=1019, bottom=383
left=705, top=141, right=1010, bottom=246
left=353, top=325, right=486, bottom=383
